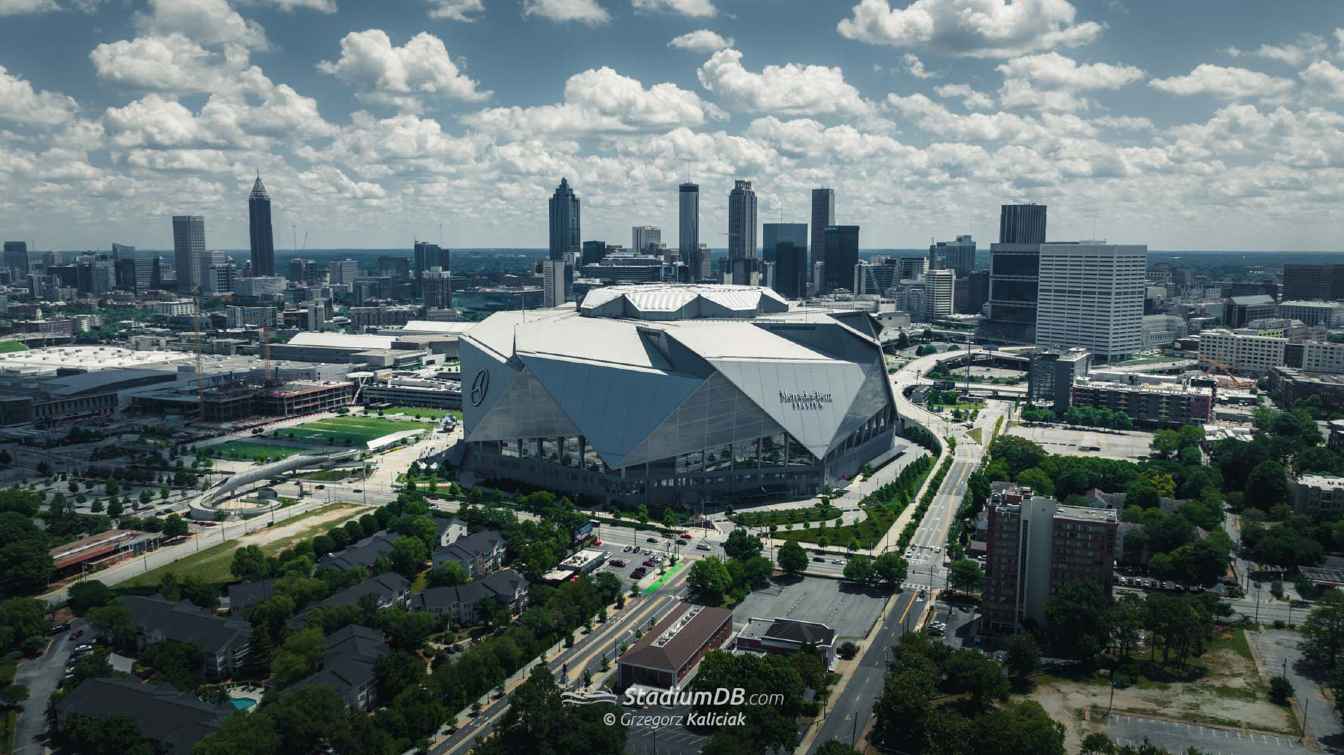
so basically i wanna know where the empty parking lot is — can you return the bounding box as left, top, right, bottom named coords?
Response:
left=1007, top=424, right=1154, bottom=461
left=732, top=576, right=888, bottom=639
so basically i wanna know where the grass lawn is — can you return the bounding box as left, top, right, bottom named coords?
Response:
left=275, top=416, right=433, bottom=445
left=967, top=428, right=984, bottom=444
left=121, top=503, right=360, bottom=588
left=734, top=503, right=842, bottom=528
left=0, top=340, right=27, bottom=353
left=377, top=406, right=460, bottom=421
left=211, top=441, right=305, bottom=462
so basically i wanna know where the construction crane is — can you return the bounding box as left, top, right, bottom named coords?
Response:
left=195, top=290, right=206, bottom=421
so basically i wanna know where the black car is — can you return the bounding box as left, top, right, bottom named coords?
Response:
left=49, top=623, right=70, bottom=635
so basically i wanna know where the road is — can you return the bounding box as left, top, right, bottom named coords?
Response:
left=13, top=619, right=85, bottom=754
left=429, top=568, right=693, bottom=754
left=807, top=590, right=925, bottom=753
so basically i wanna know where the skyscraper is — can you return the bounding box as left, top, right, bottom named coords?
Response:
left=582, top=240, right=608, bottom=266
left=999, top=204, right=1047, bottom=244
left=823, top=225, right=859, bottom=294
left=1034, top=243, right=1147, bottom=361
left=728, top=180, right=758, bottom=284
left=927, top=269, right=956, bottom=318
left=549, top=178, right=581, bottom=261
left=3, top=241, right=28, bottom=279
left=679, top=183, right=699, bottom=279
left=632, top=225, right=661, bottom=255
left=172, top=215, right=205, bottom=294
left=422, top=268, right=452, bottom=309
left=929, top=235, right=976, bottom=276
left=772, top=242, right=806, bottom=300
left=810, top=189, right=835, bottom=281
left=762, top=223, right=807, bottom=263
left=249, top=175, right=275, bottom=276
left=980, top=242, right=1041, bottom=344
left=1283, top=263, right=1344, bottom=301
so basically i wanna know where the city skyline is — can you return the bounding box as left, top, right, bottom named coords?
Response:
left=1, top=2, right=1343, bottom=251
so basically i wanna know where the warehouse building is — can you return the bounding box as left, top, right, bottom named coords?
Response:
left=459, top=284, right=901, bottom=506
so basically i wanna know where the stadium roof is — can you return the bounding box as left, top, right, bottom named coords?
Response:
left=287, top=332, right=397, bottom=350
left=580, top=283, right=789, bottom=320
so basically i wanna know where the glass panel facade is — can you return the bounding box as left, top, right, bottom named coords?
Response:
left=733, top=439, right=758, bottom=469
left=562, top=436, right=581, bottom=467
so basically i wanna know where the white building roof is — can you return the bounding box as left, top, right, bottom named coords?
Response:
left=401, top=321, right=477, bottom=335
left=287, top=332, right=397, bottom=350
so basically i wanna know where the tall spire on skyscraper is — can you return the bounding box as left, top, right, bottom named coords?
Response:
left=249, top=173, right=275, bottom=276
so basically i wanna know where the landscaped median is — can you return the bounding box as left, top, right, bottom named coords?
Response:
left=896, top=456, right=955, bottom=550
left=773, top=455, right=934, bottom=550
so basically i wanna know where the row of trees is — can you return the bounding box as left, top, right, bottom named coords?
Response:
left=1042, top=581, right=1225, bottom=669
left=1021, top=404, right=1135, bottom=430
left=688, top=528, right=773, bottom=606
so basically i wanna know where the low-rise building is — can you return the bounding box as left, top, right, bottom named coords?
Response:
left=617, top=602, right=733, bottom=690
left=292, top=624, right=390, bottom=711
left=431, top=528, right=505, bottom=578
left=1268, top=367, right=1344, bottom=411
left=1069, top=378, right=1213, bottom=427
left=415, top=568, right=528, bottom=624
left=120, top=595, right=252, bottom=677
left=733, top=617, right=836, bottom=669
left=1278, top=300, right=1344, bottom=327
left=318, top=531, right=398, bottom=571
left=54, top=677, right=230, bottom=755
left=1290, top=474, right=1344, bottom=517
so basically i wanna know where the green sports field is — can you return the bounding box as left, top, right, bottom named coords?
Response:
left=0, top=341, right=27, bottom=353
left=379, top=406, right=460, bottom=420
left=211, top=441, right=305, bottom=462
left=273, top=415, right=432, bottom=446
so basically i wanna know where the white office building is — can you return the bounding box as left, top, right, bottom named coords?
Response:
left=1199, top=329, right=1286, bottom=374
left=1279, top=300, right=1344, bottom=328
left=1034, top=243, right=1146, bottom=361
left=927, top=269, right=955, bottom=318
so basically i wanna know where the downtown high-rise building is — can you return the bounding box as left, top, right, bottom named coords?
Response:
left=249, top=175, right=275, bottom=277
left=810, top=188, right=835, bottom=281
left=771, top=241, right=806, bottom=300
left=762, top=223, right=807, bottom=263
left=981, top=242, right=1041, bottom=344
left=929, top=234, right=976, bottom=276
left=172, top=215, right=205, bottom=294
left=999, top=204, right=1047, bottom=244
left=3, top=241, right=28, bottom=279
left=679, top=183, right=699, bottom=279
left=549, top=178, right=581, bottom=261
left=823, top=225, right=859, bottom=294
left=927, top=269, right=956, bottom=318
left=632, top=225, right=662, bottom=255
left=1034, top=243, right=1147, bottom=361
left=728, top=180, right=758, bottom=284
left=1283, top=263, right=1344, bottom=301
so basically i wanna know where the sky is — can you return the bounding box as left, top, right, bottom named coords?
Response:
left=2, top=0, right=1344, bottom=253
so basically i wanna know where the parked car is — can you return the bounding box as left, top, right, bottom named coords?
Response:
left=631, top=567, right=648, bottom=579
left=679, top=533, right=693, bottom=540
left=646, top=537, right=658, bottom=543
left=49, top=623, right=70, bottom=635
left=610, top=559, right=626, bottom=568
left=812, top=556, right=825, bottom=563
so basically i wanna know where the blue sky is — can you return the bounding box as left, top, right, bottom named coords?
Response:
left=2, top=0, right=1343, bottom=252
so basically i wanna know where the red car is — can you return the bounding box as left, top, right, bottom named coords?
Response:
left=642, top=558, right=656, bottom=567
left=679, top=533, right=693, bottom=540
left=631, top=567, right=647, bottom=579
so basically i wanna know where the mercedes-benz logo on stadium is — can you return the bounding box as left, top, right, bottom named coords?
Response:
left=470, top=370, right=490, bottom=407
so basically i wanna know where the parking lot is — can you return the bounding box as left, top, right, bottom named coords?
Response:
left=594, top=538, right=692, bottom=591
left=1106, top=713, right=1309, bottom=755
left=732, top=576, right=888, bottom=639
left=1007, top=424, right=1154, bottom=461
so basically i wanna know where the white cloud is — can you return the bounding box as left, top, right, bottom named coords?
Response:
left=91, top=34, right=241, bottom=93
left=632, top=0, right=714, bottom=18
left=522, top=0, right=609, bottom=25
left=837, top=0, right=1103, bottom=59
left=1150, top=64, right=1294, bottom=100
left=427, top=0, right=483, bottom=21
left=465, top=67, right=719, bottom=135
left=0, top=0, right=58, bottom=14
left=104, top=94, right=240, bottom=149
left=1302, top=60, right=1344, bottom=101
left=298, top=165, right=388, bottom=201
left=697, top=49, right=871, bottom=116
left=746, top=117, right=913, bottom=162
left=996, top=52, right=1142, bottom=90
left=996, top=78, right=1090, bottom=111
left=904, top=53, right=934, bottom=79
left=136, top=0, right=268, bottom=50
left=241, top=0, right=336, bottom=11
left=1251, top=34, right=1327, bottom=67
left=669, top=30, right=733, bottom=53
left=1092, top=115, right=1153, bottom=130
left=933, top=83, right=994, bottom=110
left=318, top=30, right=490, bottom=110
left=0, top=66, right=78, bottom=125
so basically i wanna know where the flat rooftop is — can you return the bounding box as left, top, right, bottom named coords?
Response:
left=1297, top=474, right=1344, bottom=490
left=1054, top=503, right=1119, bottom=523
left=0, top=346, right=191, bottom=373
left=1074, top=378, right=1212, bottom=397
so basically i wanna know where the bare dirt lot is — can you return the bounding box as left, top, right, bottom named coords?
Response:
left=1032, top=628, right=1299, bottom=753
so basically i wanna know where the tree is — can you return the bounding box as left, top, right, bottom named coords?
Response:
left=687, top=558, right=733, bottom=605
left=873, top=659, right=937, bottom=751
left=428, top=561, right=470, bottom=587
left=1270, top=675, right=1293, bottom=705
left=87, top=603, right=137, bottom=652
left=389, top=536, right=428, bottom=578
left=162, top=514, right=188, bottom=538
left=0, top=597, right=48, bottom=652
left=376, top=650, right=425, bottom=701
left=271, top=627, right=326, bottom=687
left=1044, top=580, right=1111, bottom=663
left=141, top=640, right=204, bottom=691
left=0, top=539, right=53, bottom=597
left=948, top=559, right=983, bottom=594
left=942, top=648, right=1009, bottom=710
left=1108, top=594, right=1145, bottom=660
left=1302, top=590, right=1344, bottom=671
left=972, top=700, right=1065, bottom=755
left=843, top=554, right=874, bottom=584
left=872, top=552, right=907, bottom=591
left=107, top=499, right=123, bottom=519
left=777, top=540, right=808, bottom=577
left=1005, top=633, right=1040, bottom=690
left=57, top=714, right=156, bottom=755
left=723, top=528, right=763, bottom=561
left=67, top=580, right=115, bottom=615
left=1246, top=460, right=1290, bottom=509
left=1017, top=467, right=1055, bottom=496
left=231, top=545, right=271, bottom=582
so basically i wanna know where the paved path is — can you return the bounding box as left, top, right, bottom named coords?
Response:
left=13, top=619, right=86, bottom=754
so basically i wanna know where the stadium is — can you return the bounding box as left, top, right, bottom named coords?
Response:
left=457, top=284, right=901, bottom=506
